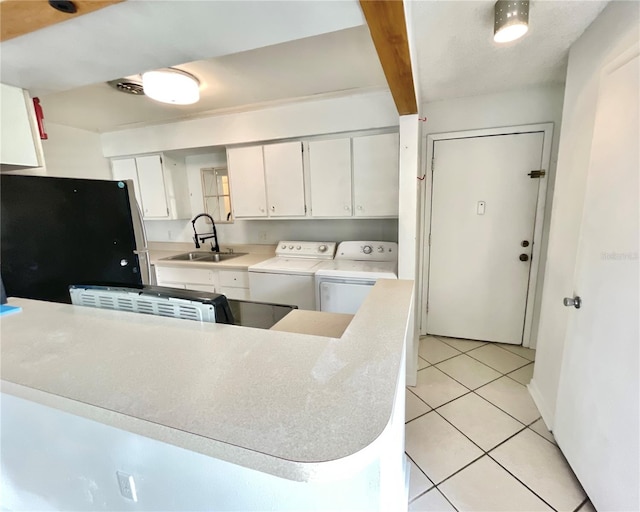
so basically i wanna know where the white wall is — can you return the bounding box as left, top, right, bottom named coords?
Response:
left=101, top=90, right=398, bottom=157
left=530, top=1, right=640, bottom=427
left=418, top=84, right=565, bottom=346
left=397, top=115, right=421, bottom=387
left=42, top=123, right=111, bottom=179
left=1, top=393, right=384, bottom=511
left=143, top=150, right=399, bottom=246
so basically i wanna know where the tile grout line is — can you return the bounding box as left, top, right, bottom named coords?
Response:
left=432, top=334, right=536, bottom=363
left=573, top=497, right=589, bottom=512
left=527, top=424, right=559, bottom=447
left=410, top=362, right=541, bottom=427
left=464, top=348, right=532, bottom=375
left=429, top=342, right=533, bottom=385
left=486, top=452, right=561, bottom=512
left=471, top=389, right=541, bottom=428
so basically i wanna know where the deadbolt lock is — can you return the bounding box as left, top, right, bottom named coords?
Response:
left=521, top=240, right=530, bottom=247
left=519, top=254, right=529, bottom=262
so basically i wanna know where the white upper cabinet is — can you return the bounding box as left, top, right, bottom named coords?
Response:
left=136, top=155, right=169, bottom=218
left=263, top=142, right=305, bottom=217
left=308, top=138, right=352, bottom=217
left=227, top=146, right=267, bottom=218
left=110, top=153, right=190, bottom=220
left=226, top=131, right=399, bottom=220
left=352, top=133, right=399, bottom=217
left=0, top=84, right=42, bottom=169
left=228, top=143, right=306, bottom=218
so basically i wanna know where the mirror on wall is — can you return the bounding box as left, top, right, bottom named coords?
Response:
left=201, top=167, right=232, bottom=223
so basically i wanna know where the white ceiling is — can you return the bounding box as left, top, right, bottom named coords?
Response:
left=410, top=0, right=609, bottom=102
left=0, top=0, right=366, bottom=95
left=2, top=0, right=611, bottom=133
left=39, top=26, right=388, bottom=133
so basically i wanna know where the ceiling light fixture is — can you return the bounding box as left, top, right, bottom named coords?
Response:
left=141, top=69, right=200, bottom=105
left=494, top=0, right=529, bottom=44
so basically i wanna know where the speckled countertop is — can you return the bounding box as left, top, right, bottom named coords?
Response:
left=1, top=280, right=413, bottom=482
left=148, top=242, right=275, bottom=270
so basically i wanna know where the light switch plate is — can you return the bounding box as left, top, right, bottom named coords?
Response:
left=116, top=471, right=138, bottom=502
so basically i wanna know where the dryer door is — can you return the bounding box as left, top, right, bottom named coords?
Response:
left=319, top=280, right=375, bottom=314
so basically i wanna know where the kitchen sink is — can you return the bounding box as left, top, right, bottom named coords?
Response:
left=163, top=252, right=246, bottom=262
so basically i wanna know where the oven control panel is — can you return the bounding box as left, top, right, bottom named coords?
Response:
left=275, top=241, right=337, bottom=259
left=335, top=241, right=398, bottom=262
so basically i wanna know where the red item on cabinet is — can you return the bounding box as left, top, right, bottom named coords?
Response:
left=33, top=97, right=48, bottom=140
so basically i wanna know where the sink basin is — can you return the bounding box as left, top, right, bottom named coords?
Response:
left=194, top=252, right=247, bottom=262
left=163, top=252, right=246, bottom=262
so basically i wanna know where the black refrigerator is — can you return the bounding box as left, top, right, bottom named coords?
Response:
left=1, top=174, right=150, bottom=303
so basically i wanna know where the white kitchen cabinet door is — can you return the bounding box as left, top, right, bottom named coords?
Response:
left=135, top=155, right=169, bottom=218
left=227, top=146, right=267, bottom=218
left=111, top=158, right=142, bottom=210
left=0, top=84, right=41, bottom=168
left=353, top=133, right=399, bottom=217
left=308, top=138, right=352, bottom=217
left=263, top=142, right=305, bottom=217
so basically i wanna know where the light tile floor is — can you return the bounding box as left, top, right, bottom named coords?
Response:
left=406, top=335, right=595, bottom=512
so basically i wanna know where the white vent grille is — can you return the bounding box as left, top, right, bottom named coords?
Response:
left=70, top=287, right=218, bottom=323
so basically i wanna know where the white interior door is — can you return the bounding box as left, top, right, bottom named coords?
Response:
left=553, top=50, right=639, bottom=512
left=427, top=133, right=544, bottom=344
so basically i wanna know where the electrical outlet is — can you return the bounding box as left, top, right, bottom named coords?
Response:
left=116, top=471, right=138, bottom=502
left=167, top=230, right=172, bottom=240
left=258, top=231, right=267, bottom=243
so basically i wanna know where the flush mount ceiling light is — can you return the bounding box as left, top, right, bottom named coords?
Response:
left=141, top=69, right=200, bottom=105
left=494, top=0, right=529, bottom=43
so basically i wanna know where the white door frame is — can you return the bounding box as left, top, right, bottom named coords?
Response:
left=418, top=123, right=554, bottom=347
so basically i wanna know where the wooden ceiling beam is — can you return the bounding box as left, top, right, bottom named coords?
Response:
left=1, top=0, right=124, bottom=42
left=359, top=0, right=417, bottom=115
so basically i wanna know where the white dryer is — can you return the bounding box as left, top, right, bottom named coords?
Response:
left=248, top=241, right=336, bottom=310
left=315, top=241, right=398, bottom=314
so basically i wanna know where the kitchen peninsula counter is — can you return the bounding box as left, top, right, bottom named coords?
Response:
left=0, top=280, right=413, bottom=486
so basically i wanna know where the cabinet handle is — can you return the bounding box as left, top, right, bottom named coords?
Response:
left=344, top=205, right=350, bottom=211
left=357, top=205, right=363, bottom=211
left=271, top=206, right=275, bottom=211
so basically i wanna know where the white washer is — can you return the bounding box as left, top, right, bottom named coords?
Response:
left=315, top=241, right=398, bottom=314
left=249, top=241, right=336, bottom=310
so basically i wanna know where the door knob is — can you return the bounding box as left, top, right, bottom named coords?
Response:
left=519, top=254, right=529, bottom=262
left=521, top=240, right=530, bottom=247
left=563, top=296, right=582, bottom=309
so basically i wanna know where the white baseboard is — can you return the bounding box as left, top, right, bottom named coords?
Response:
left=528, top=378, right=555, bottom=430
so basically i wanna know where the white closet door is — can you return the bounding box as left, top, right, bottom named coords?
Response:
left=554, top=51, right=639, bottom=512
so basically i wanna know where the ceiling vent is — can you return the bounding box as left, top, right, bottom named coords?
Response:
left=107, top=79, right=145, bottom=96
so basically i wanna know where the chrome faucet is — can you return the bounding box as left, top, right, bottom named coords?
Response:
left=191, top=213, right=220, bottom=252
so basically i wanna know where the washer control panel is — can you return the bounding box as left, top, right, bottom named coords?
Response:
left=335, top=241, right=398, bottom=262
left=275, top=241, right=336, bottom=259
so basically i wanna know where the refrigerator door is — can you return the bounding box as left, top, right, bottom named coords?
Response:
left=1, top=175, right=147, bottom=303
